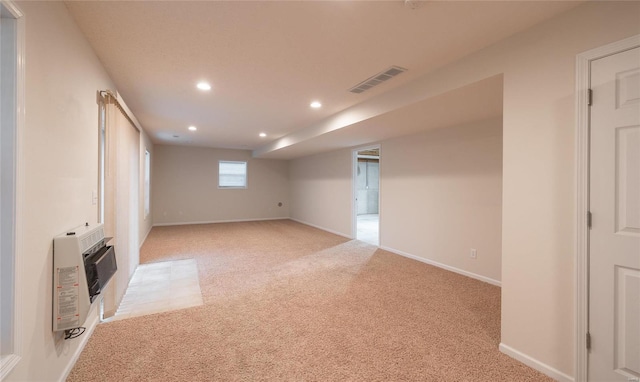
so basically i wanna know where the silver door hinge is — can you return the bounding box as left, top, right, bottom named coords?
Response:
left=586, top=332, right=591, bottom=349
left=588, top=89, right=593, bottom=106
left=587, top=211, right=592, bottom=229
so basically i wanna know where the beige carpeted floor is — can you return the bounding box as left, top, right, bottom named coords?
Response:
left=68, top=220, right=552, bottom=381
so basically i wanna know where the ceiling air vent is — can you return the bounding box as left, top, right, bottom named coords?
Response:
left=348, top=66, right=407, bottom=94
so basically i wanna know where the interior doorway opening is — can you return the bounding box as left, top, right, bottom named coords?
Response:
left=354, top=147, right=380, bottom=245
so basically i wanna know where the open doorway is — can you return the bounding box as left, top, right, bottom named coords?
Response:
left=354, top=147, right=380, bottom=245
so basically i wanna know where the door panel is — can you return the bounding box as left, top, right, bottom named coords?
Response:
left=616, top=126, right=640, bottom=236
left=589, top=46, right=640, bottom=381
left=615, top=266, right=640, bottom=376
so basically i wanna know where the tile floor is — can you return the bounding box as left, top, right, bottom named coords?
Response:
left=357, top=213, right=379, bottom=246
left=109, top=259, right=203, bottom=321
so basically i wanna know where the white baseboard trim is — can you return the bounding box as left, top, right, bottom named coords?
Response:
left=59, top=304, right=100, bottom=382
left=288, top=219, right=500, bottom=287
left=153, top=217, right=289, bottom=227
left=289, top=218, right=353, bottom=240
left=379, top=245, right=502, bottom=287
left=139, top=226, right=151, bottom=248
left=499, top=343, right=574, bottom=382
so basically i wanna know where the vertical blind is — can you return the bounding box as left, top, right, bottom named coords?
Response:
left=101, top=93, right=140, bottom=318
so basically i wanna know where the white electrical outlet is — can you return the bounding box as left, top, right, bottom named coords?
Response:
left=470, top=248, right=477, bottom=259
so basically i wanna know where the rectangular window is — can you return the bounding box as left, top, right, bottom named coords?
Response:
left=144, top=150, right=150, bottom=218
left=219, top=161, right=247, bottom=188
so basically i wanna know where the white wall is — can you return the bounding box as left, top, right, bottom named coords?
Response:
left=8, top=1, right=114, bottom=380
left=381, top=119, right=502, bottom=283
left=152, top=145, right=289, bottom=225
left=287, top=2, right=640, bottom=378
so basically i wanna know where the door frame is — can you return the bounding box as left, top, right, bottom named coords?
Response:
left=0, top=1, right=25, bottom=377
left=352, top=144, right=381, bottom=244
left=575, top=34, right=640, bottom=382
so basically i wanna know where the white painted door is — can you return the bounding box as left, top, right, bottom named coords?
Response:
left=589, top=46, right=640, bottom=382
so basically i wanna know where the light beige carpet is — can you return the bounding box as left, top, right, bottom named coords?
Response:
left=68, top=220, right=552, bottom=381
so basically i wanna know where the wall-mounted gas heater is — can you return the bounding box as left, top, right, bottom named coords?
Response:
left=53, top=223, right=117, bottom=333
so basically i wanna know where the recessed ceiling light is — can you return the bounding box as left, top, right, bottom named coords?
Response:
left=310, top=101, right=322, bottom=109
left=188, top=126, right=197, bottom=131
left=259, top=133, right=267, bottom=138
left=196, top=82, right=211, bottom=91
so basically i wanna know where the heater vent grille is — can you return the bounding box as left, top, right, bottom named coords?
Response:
left=349, top=66, right=407, bottom=94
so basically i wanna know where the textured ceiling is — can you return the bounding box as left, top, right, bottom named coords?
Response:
left=65, top=1, right=581, bottom=157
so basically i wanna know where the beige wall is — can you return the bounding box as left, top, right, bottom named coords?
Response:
left=494, top=3, right=637, bottom=376
left=287, top=2, right=640, bottom=378
left=381, top=119, right=502, bottom=283
left=289, top=148, right=352, bottom=236
left=289, top=119, right=503, bottom=284
left=8, top=1, right=114, bottom=380
left=139, top=131, right=153, bottom=245
left=152, top=145, right=289, bottom=225
left=7, top=1, right=640, bottom=381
